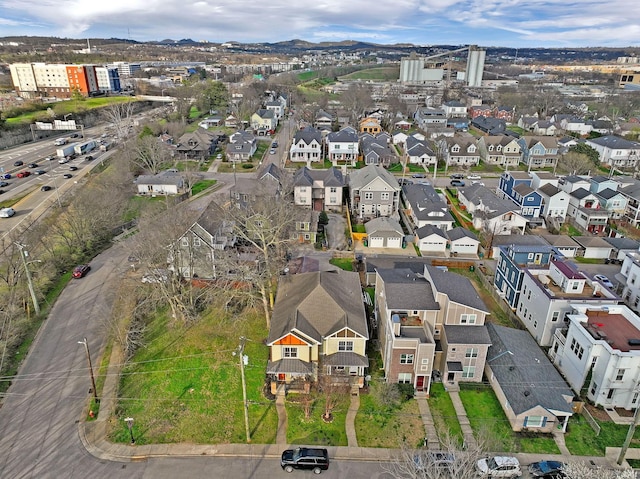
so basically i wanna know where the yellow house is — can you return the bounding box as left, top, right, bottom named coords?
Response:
left=267, top=270, right=369, bottom=394
left=359, top=116, right=382, bottom=134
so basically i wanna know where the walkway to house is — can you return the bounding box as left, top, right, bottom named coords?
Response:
left=416, top=393, right=440, bottom=449
left=448, top=389, right=478, bottom=449
left=345, top=394, right=360, bottom=447
left=275, top=387, right=287, bottom=445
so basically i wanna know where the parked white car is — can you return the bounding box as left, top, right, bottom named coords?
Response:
left=476, top=456, right=522, bottom=477
left=467, top=174, right=482, bottom=180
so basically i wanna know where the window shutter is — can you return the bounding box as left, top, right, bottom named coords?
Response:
left=542, top=417, right=548, bottom=427
left=523, top=416, right=528, bottom=427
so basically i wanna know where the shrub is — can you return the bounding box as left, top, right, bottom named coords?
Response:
left=242, top=163, right=253, bottom=169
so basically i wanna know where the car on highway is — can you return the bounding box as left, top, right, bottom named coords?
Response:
left=476, top=456, right=522, bottom=477
left=270, top=149, right=276, bottom=154
left=0, top=189, right=4, bottom=194
left=0, top=181, right=8, bottom=187
left=62, top=173, right=73, bottom=179
left=280, top=447, right=329, bottom=474
left=0, top=207, right=16, bottom=218
left=28, top=162, right=38, bottom=168
left=35, top=170, right=46, bottom=175
left=85, top=155, right=94, bottom=161
left=467, top=174, right=482, bottom=180
left=528, top=460, right=566, bottom=477
left=46, top=156, right=55, bottom=161
left=70, top=133, right=80, bottom=138
left=13, top=160, right=23, bottom=166
left=594, top=274, right=614, bottom=289
left=72, top=264, right=91, bottom=278
left=16, top=171, right=31, bottom=178
left=3, top=173, right=12, bottom=179
left=472, top=181, right=485, bottom=186
left=69, top=166, right=78, bottom=171
left=41, top=185, right=52, bottom=192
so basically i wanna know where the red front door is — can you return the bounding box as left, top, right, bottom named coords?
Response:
left=416, top=376, right=425, bottom=390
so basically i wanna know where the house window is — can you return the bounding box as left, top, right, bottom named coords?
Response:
left=528, top=253, right=534, bottom=260
left=400, top=354, right=414, bottom=364
left=283, top=347, right=298, bottom=358
left=462, top=366, right=475, bottom=378
left=460, top=314, right=477, bottom=324
left=364, top=192, right=373, bottom=200
left=398, top=373, right=412, bottom=384
left=181, top=238, right=189, bottom=247
left=590, top=382, right=598, bottom=396
left=381, top=192, right=390, bottom=200
left=524, top=416, right=545, bottom=427
left=570, top=338, right=584, bottom=360
left=421, top=358, right=429, bottom=371
left=330, top=187, right=337, bottom=193
left=338, top=341, right=354, bottom=352
left=465, top=348, right=478, bottom=358
left=616, top=369, right=625, bottom=381
left=607, top=389, right=615, bottom=400
left=193, top=237, right=201, bottom=247
left=552, top=311, right=560, bottom=322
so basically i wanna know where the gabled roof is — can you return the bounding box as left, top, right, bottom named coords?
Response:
left=327, top=126, right=358, bottom=143
left=486, top=324, right=574, bottom=416
left=376, top=268, right=439, bottom=311
left=446, top=227, right=479, bottom=242
left=403, top=183, right=454, bottom=222
left=348, top=164, right=399, bottom=191
left=602, top=236, right=640, bottom=251
left=538, top=183, right=563, bottom=197
left=424, top=265, right=489, bottom=313
left=293, top=167, right=344, bottom=187
left=572, top=236, right=613, bottom=249
left=596, top=188, right=623, bottom=200
left=591, top=175, right=615, bottom=184
left=293, top=126, right=323, bottom=145
left=588, top=135, right=640, bottom=149
left=540, top=235, right=581, bottom=249
left=136, top=170, right=184, bottom=186
left=268, top=270, right=368, bottom=344
left=570, top=187, right=593, bottom=200
left=364, top=216, right=403, bottom=236
left=444, top=325, right=491, bottom=344
left=254, top=108, right=275, bottom=119
left=513, top=183, right=535, bottom=197
left=458, top=184, right=520, bottom=219
left=563, top=175, right=589, bottom=184
left=415, top=224, right=448, bottom=239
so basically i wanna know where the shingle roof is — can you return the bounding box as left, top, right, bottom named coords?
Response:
left=486, top=324, right=574, bottom=415
left=376, top=268, right=440, bottom=311
left=538, top=183, right=562, bottom=197
left=446, top=227, right=478, bottom=242
left=365, top=217, right=403, bottom=236
left=415, top=224, right=448, bottom=239
left=293, top=166, right=344, bottom=187
left=424, top=265, right=489, bottom=313
left=348, top=164, right=400, bottom=191
left=458, top=184, right=520, bottom=219
left=444, top=325, right=491, bottom=344
left=570, top=188, right=593, bottom=200
left=596, top=188, right=622, bottom=200
left=588, top=135, right=640, bottom=150
left=602, top=236, right=640, bottom=251
left=268, top=270, right=368, bottom=344
left=513, top=183, right=535, bottom=196
left=572, top=236, right=613, bottom=249
left=403, top=183, right=454, bottom=222
left=293, top=126, right=322, bottom=145
left=540, top=235, right=581, bottom=249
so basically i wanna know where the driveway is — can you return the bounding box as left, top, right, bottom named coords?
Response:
left=327, top=213, right=348, bottom=251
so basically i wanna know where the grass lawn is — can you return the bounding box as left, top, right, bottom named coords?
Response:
left=428, top=383, right=463, bottom=444
left=564, top=413, right=640, bottom=456
left=191, top=179, right=217, bottom=195
left=560, top=223, right=582, bottom=237
left=356, top=391, right=424, bottom=448
left=286, top=395, right=349, bottom=446
left=311, top=159, right=333, bottom=169
left=573, top=257, right=605, bottom=264
left=329, top=257, right=354, bottom=271
left=217, top=162, right=258, bottom=174
left=110, top=306, right=278, bottom=445
left=388, top=163, right=427, bottom=173
left=352, top=224, right=366, bottom=233
left=340, top=66, right=400, bottom=81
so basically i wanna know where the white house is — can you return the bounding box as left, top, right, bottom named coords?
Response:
left=550, top=304, right=640, bottom=409
left=572, top=236, right=614, bottom=259
left=516, top=260, right=619, bottom=347
left=538, top=184, right=570, bottom=222
left=586, top=135, right=640, bottom=169
left=415, top=225, right=448, bottom=255
left=447, top=227, right=480, bottom=257
left=326, top=126, right=359, bottom=167
left=135, top=170, right=184, bottom=196
left=457, top=184, right=527, bottom=235
left=618, top=252, right=640, bottom=313
left=365, top=217, right=404, bottom=249
left=402, top=183, right=455, bottom=231
left=290, top=126, right=323, bottom=166
left=405, top=135, right=437, bottom=166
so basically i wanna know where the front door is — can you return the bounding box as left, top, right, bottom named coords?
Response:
left=416, top=376, right=425, bottom=391
left=447, top=372, right=455, bottom=382
left=278, top=373, right=286, bottom=381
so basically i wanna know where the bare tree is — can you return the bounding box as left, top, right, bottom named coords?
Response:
left=564, top=461, right=635, bottom=479
left=557, top=151, right=597, bottom=175
left=130, top=135, right=174, bottom=174
left=369, top=379, right=402, bottom=409
left=341, top=83, right=373, bottom=122
left=102, top=100, right=135, bottom=141
left=318, top=375, right=350, bottom=421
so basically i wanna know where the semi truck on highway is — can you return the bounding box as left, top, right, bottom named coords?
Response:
left=56, top=143, right=78, bottom=158
left=74, top=140, right=97, bottom=156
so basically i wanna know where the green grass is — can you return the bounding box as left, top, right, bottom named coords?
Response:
left=286, top=395, right=349, bottom=446
left=517, top=433, right=560, bottom=454
left=111, top=307, right=278, bottom=445
left=573, top=257, right=605, bottom=264
left=191, top=179, right=217, bottom=195
left=339, top=66, right=400, bottom=81
left=506, top=125, right=526, bottom=135
left=311, top=159, right=333, bottom=169
left=388, top=163, right=427, bottom=173
left=561, top=223, right=582, bottom=237
left=297, top=71, right=318, bottom=82
left=352, top=224, right=366, bottom=233
left=564, top=413, right=640, bottom=456
left=365, top=287, right=375, bottom=303
left=329, top=258, right=354, bottom=271
left=5, top=97, right=139, bottom=125
left=356, top=392, right=425, bottom=448
left=428, top=383, right=463, bottom=444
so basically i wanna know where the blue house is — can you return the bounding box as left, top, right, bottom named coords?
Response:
left=494, top=244, right=554, bottom=309
left=497, top=171, right=543, bottom=218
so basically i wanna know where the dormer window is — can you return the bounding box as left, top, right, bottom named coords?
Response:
left=488, top=145, right=494, bottom=151
left=452, top=145, right=460, bottom=153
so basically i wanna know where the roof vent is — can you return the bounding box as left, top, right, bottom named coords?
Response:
left=628, top=339, right=640, bottom=346
left=523, top=390, right=531, bottom=397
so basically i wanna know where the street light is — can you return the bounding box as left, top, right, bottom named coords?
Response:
left=78, top=337, right=99, bottom=405
left=124, top=417, right=135, bottom=444
left=15, top=243, right=40, bottom=315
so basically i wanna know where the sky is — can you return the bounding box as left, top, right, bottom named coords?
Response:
left=0, top=0, right=639, bottom=48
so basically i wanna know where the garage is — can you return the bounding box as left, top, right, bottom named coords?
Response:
left=416, top=224, right=448, bottom=255
left=364, top=217, right=404, bottom=249
left=447, top=227, right=480, bottom=256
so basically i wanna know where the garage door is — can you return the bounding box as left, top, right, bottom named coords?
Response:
left=451, top=243, right=477, bottom=255
left=369, top=237, right=384, bottom=248
left=387, top=237, right=402, bottom=248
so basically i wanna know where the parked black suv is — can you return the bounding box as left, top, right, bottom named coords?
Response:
left=450, top=173, right=464, bottom=180
left=281, top=447, right=329, bottom=474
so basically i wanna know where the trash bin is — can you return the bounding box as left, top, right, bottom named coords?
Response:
left=363, top=239, right=368, bottom=247
left=469, top=265, right=475, bottom=272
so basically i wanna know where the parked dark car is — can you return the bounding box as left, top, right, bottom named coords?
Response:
left=72, top=264, right=91, bottom=278
left=450, top=179, right=465, bottom=187
left=281, top=447, right=329, bottom=474
left=450, top=173, right=464, bottom=179
left=85, top=155, right=94, bottom=161
left=528, top=460, right=566, bottom=477
left=411, top=173, right=426, bottom=178
left=69, top=166, right=78, bottom=171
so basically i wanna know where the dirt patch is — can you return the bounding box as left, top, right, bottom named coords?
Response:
left=585, top=404, right=612, bottom=422
left=616, top=407, right=635, bottom=417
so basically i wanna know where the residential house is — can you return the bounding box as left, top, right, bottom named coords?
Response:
left=290, top=126, right=323, bottom=166
left=586, top=135, right=640, bottom=168
left=595, top=188, right=628, bottom=219
left=266, top=270, right=369, bottom=394
left=550, top=304, right=640, bottom=409
left=364, top=217, right=404, bottom=249
left=442, top=100, right=467, bottom=118
left=620, top=179, right=640, bottom=226
left=314, top=109, right=335, bottom=131
left=540, top=235, right=581, bottom=257
left=198, top=116, right=223, bottom=129
left=572, top=236, right=614, bottom=259
left=230, top=176, right=280, bottom=209
left=619, top=252, right=640, bottom=312
left=530, top=171, right=559, bottom=190
left=490, top=235, right=549, bottom=260
left=293, top=167, right=344, bottom=212
left=348, top=165, right=401, bottom=220
left=469, top=105, right=493, bottom=119
left=405, top=135, right=437, bottom=166
left=485, top=324, right=575, bottom=433
left=265, top=100, right=284, bottom=120
left=447, top=117, right=470, bottom=131
left=516, top=260, right=619, bottom=346
left=172, top=203, right=236, bottom=279
left=518, top=136, right=559, bottom=169
left=375, top=266, right=491, bottom=393
left=293, top=210, right=319, bottom=244
left=589, top=118, right=614, bottom=135
left=224, top=114, right=238, bottom=128
left=225, top=130, right=257, bottom=162
left=495, top=106, right=515, bottom=122
left=326, top=126, right=359, bottom=167
left=476, top=135, right=521, bottom=167
left=415, top=225, right=448, bottom=255
left=471, top=116, right=508, bottom=135
left=447, top=227, right=480, bottom=257
left=135, top=170, right=185, bottom=196
left=497, top=171, right=543, bottom=219
left=559, top=175, right=591, bottom=194
left=494, top=244, right=554, bottom=309
left=560, top=117, right=592, bottom=136
left=439, top=134, right=480, bottom=167
left=590, top=175, right=620, bottom=194
left=250, top=109, right=277, bottom=134
left=533, top=120, right=558, bottom=136
left=457, top=184, right=527, bottom=235
left=402, top=183, right=455, bottom=231
left=567, top=188, right=608, bottom=234
left=359, top=116, right=382, bottom=135
left=518, top=116, right=539, bottom=132
left=603, top=237, right=640, bottom=262
left=360, top=133, right=397, bottom=167
left=538, top=184, right=571, bottom=222
left=414, top=107, right=447, bottom=130
left=176, top=128, right=219, bottom=159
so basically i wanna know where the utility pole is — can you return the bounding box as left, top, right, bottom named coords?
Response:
left=15, top=243, right=40, bottom=315
left=618, top=403, right=640, bottom=465
left=78, top=337, right=99, bottom=405
left=237, top=336, right=251, bottom=443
